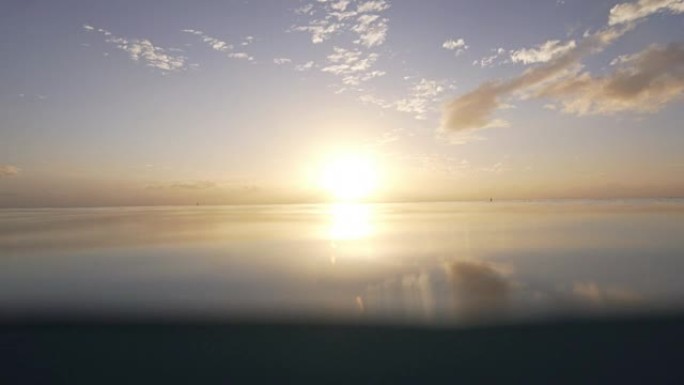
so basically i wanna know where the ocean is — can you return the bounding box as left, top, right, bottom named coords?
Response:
left=2, top=199, right=684, bottom=325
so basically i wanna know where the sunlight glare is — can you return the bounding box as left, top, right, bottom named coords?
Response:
left=328, top=203, right=374, bottom=240
left=319, top=152, right=379, bottom=201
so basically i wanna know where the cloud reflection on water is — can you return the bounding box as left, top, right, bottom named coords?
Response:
left=361, top=259, right=647, bottom=324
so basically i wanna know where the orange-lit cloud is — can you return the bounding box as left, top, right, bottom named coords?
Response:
left=0, top=165, right=20, bottom=177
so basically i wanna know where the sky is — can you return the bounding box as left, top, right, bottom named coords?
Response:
left=0, top=0, right=683, bottom=207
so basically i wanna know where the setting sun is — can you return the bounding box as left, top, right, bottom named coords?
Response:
left=319, top=153, right=379, bottom=201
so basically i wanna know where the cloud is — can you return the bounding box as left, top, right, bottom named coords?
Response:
left=84, top=26, right=188, bottom=72
left=182, top=29, right=232, bottom=51
left=441, top=0, right=684, bottom=134
left=321, top=47, right=385, bottom=85
left=357, top=77, right=450, bottom=119
left=331, top=0, right=351, bottom=12
left=291, top=1, right=391, bottom=91
left=395, top=78, right=447, bottom=119
left=534, top=42, right=684, bottom=116
left=442, top=24, right=634, bottom=132
left=295, top=61, right=315, bottom=71
left=292, top=17, right=344, bottom=44
left=609, top=0, right=684, bottom=25
left=292, top=0, right=391, bottom=48
left=240, top=36, right=255, bottom=46
left=182, top=29, right=254, bottom=61
left=510, top=39, right=577, bottom=64
left=441, top=81, right=506, bottom=132
left=473, top=48, right=506, bottom=67
left=273, top=57, right=292, bottom=65
left=357, top=0, right=390, bottom=13
left=0, top=165, right=20, bottom=178
left=352, top=14, right=389, bottom=47
left=228, top=52, right=253, bottom=60
left=295, top=4, right=315, bottom=15
left=443, top=38, right=468, bottom=56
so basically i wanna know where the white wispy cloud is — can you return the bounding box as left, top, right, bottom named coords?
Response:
left=84, top=25, right=188, bottom=73
left=359, top=78, right=451, bottom=120
left=321, top=47, right=385, bottom=85
left=473, top=48, right=506, bottom=67
left=331, top=0, right=351, bottom=12
left=291, top=1, right=391, bottom=90
left=443, top=38, right=468, bottom=56
left=0, top=165, right=20, bottom=177
left=510, top=39, right=577, bottom=64
left=609, top=0, right=684, bottom=25
left=273, top=57, right=292, bottom=65
left=292, top=18, right=343, bottom=44
left=182, top=29, right=232, bottom=51
left=356, top=0, right=390, bottom=13
left=395, top=78, right=447, bottom=119
left=295, top=61, right=315, bottom=71
left=295, top=4, right=315, bottom=15
left=228, top=52, right=252, bottom=60
left=352, top=14, right=389, bottom=47
left=182, top=29, right=254, bottom=61
left=292, top=0, right=391, bottom=47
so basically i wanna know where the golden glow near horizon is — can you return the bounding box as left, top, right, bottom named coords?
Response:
left=319, top=152, right=379, bottom=202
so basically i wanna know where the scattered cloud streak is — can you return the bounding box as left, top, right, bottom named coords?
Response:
left=321, top=47, right=385, bottom=86
left=395, top=79, right=447, bottom=119
left=291, top=0, right=391, bottom=89
left=360, top=77, right=451, bottom=120
left=273, top=57, right=292, bottom=65
left=510, top=39, right=577, bottom=64
left=84, top=25, right=188, bottom=73
left=295, top=61, right=315, bottom=71
left=182, top=29, right=254, bottom=61
left=473, top=48, right=506, bottom=68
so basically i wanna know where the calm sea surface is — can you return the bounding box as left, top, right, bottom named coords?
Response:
left=2, top=200, right=684, bottom=325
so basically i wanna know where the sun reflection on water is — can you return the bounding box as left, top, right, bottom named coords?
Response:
left=328, top=203, right=375, bottom=241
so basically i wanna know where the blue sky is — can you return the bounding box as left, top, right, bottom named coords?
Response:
left=1, top=0, right=683, bottom=206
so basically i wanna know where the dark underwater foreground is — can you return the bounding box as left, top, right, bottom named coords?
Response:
left=2, top=313, right=683, bottom=384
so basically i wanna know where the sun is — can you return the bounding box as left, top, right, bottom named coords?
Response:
left=319, top=152, right=379, bottom=201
